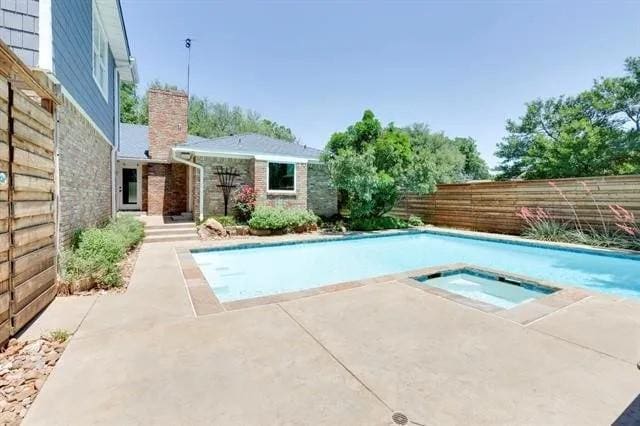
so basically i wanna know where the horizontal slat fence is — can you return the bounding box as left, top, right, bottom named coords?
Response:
left=391, top=175, right=640, bottom=235
left=0, top=40, right=59, bottom=344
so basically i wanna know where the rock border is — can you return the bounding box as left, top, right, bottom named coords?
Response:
left=0, top=335, right=69, bottom=424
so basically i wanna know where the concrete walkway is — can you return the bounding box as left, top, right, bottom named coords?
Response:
left=23, top=238, right=640, bottom=425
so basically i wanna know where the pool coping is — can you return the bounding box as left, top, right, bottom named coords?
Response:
left=177, top=238, right=593, bottom=325
left=190, top=225, right=640, bottom=260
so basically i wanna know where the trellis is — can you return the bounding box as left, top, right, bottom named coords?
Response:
left=215, top=166, right=239, bottom=216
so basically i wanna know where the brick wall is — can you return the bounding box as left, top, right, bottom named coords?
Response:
left=147, top=163, right=187, bottom=215
left=307, top=163, right=338, bottom=217
left=254, top=160, right=308, bottom=209
left=57, top=94, right=113, bottom=248
left=141, top=164, right=148, bottom=211
left=194, top=156, right=253, bottom=217
left=148, top=89, right=188, bottom=161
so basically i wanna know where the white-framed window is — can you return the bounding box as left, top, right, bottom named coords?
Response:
left=267, top=162, right=296, bottom=192
left=92, top=2, right=109, bottom=99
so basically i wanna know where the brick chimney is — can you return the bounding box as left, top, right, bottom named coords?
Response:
left=148, top=88, right=188, bottom=161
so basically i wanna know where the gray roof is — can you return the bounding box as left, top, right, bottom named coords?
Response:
left=118, top=123, right=150, bottom=159
left=179, top=133, right=323, bottom=160
left=118, top=124, right=323, bottom=161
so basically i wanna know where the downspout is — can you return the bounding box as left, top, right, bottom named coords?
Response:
left=171, top=149, right=204, bottom=222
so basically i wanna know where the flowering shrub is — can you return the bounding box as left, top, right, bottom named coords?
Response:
left=517, top=181, right=639, bottom=250
left=232, top=185, right=256, bottom=223
left=609, top=204, right=639, bottom=239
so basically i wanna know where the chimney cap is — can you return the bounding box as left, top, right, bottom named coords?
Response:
left=148, top=87, right=188, bottom=97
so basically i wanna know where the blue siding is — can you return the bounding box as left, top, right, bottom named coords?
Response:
left=0, top=0, right=40, bottom=67
left=52, top=0, right=115, bottom=143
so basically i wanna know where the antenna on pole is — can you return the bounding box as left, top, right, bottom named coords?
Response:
left=185, top=38, right=192, bottom=95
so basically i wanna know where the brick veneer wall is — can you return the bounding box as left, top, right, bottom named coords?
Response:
left=147, top=163, right=187, bottom=215
left=307, top=163, right=338, bottom=217
left=148, top=89, right=188, bottom=161
left=57, top=95, right=113, bottom=248
left=254, top=160, right=307, bottom=209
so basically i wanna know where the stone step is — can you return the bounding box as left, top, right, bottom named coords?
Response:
left=143, top=234, right=200, bottom=243
left=145, top=222, right=196, bottom=230
left=145, top=228, right=198, bottom=237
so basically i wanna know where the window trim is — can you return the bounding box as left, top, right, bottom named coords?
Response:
left=266, top=161, right=297, bottom=194
left=92, top=1, right=109, bottom=100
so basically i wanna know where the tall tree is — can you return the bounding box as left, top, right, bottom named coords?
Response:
left=403, top=124, right=490, bottom=181
left=119, top=81, right=144, bottom=124
left=323, top=111, right=477, bottom=218
left=496, top=57, right=640, bottom=179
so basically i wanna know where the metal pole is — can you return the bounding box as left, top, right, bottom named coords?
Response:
left=185, top=38, right=192, bottom=95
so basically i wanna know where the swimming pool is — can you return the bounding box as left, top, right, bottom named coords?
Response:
left=191, top=230, right=640, bottom=302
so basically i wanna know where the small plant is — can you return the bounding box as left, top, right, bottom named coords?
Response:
left=407, top=215, right=424, bottom=227
left=248, top=206, right=318, bottom=231
left=48, top=329, right=71, bottom=343
left=212, top=216, right=236, bottom=227
left=233, top=185, right=256, bottom=223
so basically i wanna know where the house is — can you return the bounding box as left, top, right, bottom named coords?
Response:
left=117, top=89, right=337, bottom=220
left=0, top=0, right=136, bottom=247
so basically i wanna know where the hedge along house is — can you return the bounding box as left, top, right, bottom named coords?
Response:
left=117, top=88, right=337, bottom=221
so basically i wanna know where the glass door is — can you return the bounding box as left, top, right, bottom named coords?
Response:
left=122, top=168, right=138, bottom=206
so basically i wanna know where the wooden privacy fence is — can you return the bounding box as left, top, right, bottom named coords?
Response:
left=0, top=40, right=59, bottom=344
left=391, top=175, right=640, bottom=235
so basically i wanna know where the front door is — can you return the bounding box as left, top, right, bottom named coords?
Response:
left=117, top=162, right=141, bottom=210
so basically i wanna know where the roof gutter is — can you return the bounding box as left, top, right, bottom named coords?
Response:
left=175, top=146, right=316, bottom=163
left=172, top=149, right=204, bottom=222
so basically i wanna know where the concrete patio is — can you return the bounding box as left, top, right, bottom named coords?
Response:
left=22, top=235, right=640, bottom=425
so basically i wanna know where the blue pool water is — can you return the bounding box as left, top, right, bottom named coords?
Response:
left=191, top=231, right=640, bottom=302
left=418, top=273, right=550, bottom=309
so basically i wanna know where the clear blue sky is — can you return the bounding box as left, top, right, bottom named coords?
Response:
left=121, top=0, right=639, bottom=167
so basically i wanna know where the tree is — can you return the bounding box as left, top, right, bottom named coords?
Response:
left=119, top=80, right=297, bottom=142
left=119, top=81, right=144, bottom=124
left=323, top=111, right=474, bottom=219
left=451, top=137, right=491, bottom=180
left=496, top=57, right=640, bottom=179
left=403, top=124, right=490, bottom=181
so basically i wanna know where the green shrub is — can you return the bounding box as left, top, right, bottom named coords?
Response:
left=212, top=216, right=236, bottom=227
left=349, top=216, right=409, bottom=231
left=105, top=215, right=145, bottom=248
left=63, top=216, right=144, bottom=288
left=248, top=206, right=318, bottom=231
left=407, top=215, right=424, bottom=227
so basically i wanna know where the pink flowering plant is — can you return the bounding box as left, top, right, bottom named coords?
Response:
left=232, top=184, right=257, bottom=223
left=516, top=181, right=639, bottom=250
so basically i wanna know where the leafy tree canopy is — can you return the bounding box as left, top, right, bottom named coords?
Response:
left=323, top=111, right=489, bottom=218
left=496, top=57, right=640, bottom=179
left=120, top=81, right=296, bottom=142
